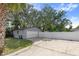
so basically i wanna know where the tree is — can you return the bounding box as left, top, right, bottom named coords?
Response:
left=15, top=5, right=72, bottom=32
left=53, top=10, right=72, bottom=31
left=0, top=4, right=7, bottom=55
left=39, top=6, right=72, bottom=32
left=20, top=5, right=72, bottom=32
left=19, top=5, right=40, bottom=28
left=0, top=3, right=26, bottom=55
left=41, top=6, right=56, bottom=31
left=11, top=12, right=27, bottom=30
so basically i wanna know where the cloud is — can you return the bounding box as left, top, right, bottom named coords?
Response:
left=58, top=3, right=78, bottom=12
left=32, top=4, right=45, bottom=11
left=59, top=4, right=79, bottom=28
left=69, top=16, right=79, bottom=28
left=32, top=3, right=78, bottom=12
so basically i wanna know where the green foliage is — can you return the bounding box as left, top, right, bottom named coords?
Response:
left=6, top=3, right=26, bottom=12
left=6, top=28, right=13, bottom=38
left=10, top=12, right=28, bottom=30
left=5, top=38, right=32, bottom=49
left=35, top=6, right=72, bottom=32
left=7, top=4, right=72, bottom=32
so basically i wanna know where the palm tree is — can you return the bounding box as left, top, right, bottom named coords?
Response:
left=0, top=3, right=26, bottom=55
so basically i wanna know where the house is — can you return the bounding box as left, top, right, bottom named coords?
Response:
left=13, top=27, right=41, bottom=39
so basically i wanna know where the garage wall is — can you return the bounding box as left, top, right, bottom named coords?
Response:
left=13, top=30, right=19, bottom=38
left=13, top=30, right=39, bottom=39
left=26, top=31, right=39, bottom=39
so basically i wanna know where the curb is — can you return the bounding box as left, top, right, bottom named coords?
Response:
left=5, top=46, right=32, bottom=56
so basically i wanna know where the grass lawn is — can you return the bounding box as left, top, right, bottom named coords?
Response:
left=3, top=38, right=32, bottom=55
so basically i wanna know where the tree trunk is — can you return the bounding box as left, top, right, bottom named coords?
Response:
left=0, top=4, right=6, bottom=55
left=0, top=18, right=5, bottom=55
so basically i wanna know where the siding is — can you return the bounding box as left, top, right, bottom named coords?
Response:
left=13, top=30, right=79, bottom=41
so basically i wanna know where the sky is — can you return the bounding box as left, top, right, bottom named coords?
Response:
left=32, top=3, right=79, bottom=28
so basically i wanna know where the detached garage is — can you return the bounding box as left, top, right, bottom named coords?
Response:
left=13, top=27, right=41, bottom=39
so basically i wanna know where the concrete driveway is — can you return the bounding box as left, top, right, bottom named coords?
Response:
left=7, top=38, right=79, bottom=56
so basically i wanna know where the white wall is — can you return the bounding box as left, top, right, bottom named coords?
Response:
left=13, top=30, right=19, bottom=38
left=21, top=30, right=27, bottom=39
left=39, top=32, right=79, bottom=41
left=13, top=30, right=79, bottom=41
left=13, top=30, right=39, bottom=39
left=26, top=31, right=39, bottom=39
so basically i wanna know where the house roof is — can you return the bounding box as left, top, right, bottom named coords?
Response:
left=13, top=27, right=41, bottom=31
